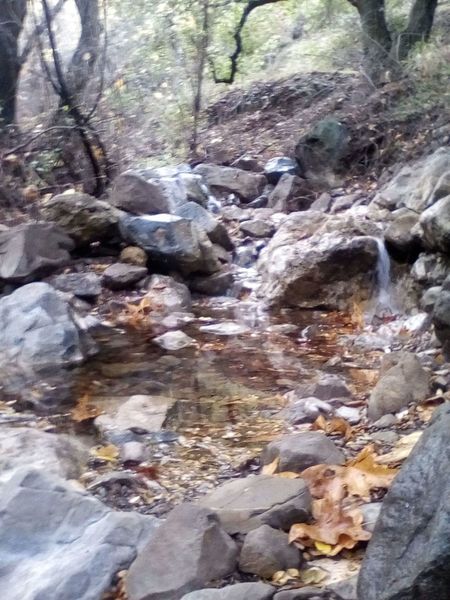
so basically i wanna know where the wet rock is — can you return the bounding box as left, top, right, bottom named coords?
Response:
left=0, top=282, right=96, bottom=370
left=197, top=475, right=311, bottom=535
left=199, top=321, right=250, bottom=336
left=239, top=525, right=300, bottom=578
left=126, top=504, right=238, bottom=600
left=420, top=195, right=450, bottom=253
left=357, top=404, right=450, bottom=600
left=421, top=285, right=442, bottom=312
left=0, top=427, right=87, bottom=482
left=120, top=214, right=221, bottom=276
left=267, top=174, right=313, bottom=212
left=384, top=208, right=421, bottom=257
left=95, top=394, right=175, bottom=438
left=102, top=263, right=148, bottom=290
left=41, top=192, right=119, bottom=247
left=0, top=222, right=73, bottom=283
left=240, top=219, right=275, bottom=238
left=181, top=582, right=275, bottom=600
left=262, top=432, right=345, bottom=473
left=52, top=272, right=102, bottom=300
left=0, top=468, right=157, bottom=600
left=189, top=269, right=234, bottom=296
left=193, top=164, right=265, bottom=202
left=264, top=156, right=300, bottom=185
left=367, top=352, right=430, bottom=420
left=372, top=148, right=450, bottom=212
left=153, top=330, right=196, bottom=351
left=145, top=274, right=192, bottom=314
left=175, top=201, right=233, bottom=250
left=120, top=246, right=148, bottom=266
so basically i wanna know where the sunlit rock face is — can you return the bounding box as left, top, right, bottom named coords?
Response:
left=257, top=209, right=381, bottom=310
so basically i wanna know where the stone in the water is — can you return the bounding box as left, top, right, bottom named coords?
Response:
left=153, top=330, right=196, bottom=351
left=197, top=475, right=311, bottom=535
left=262, top=432, right=345, bottom=473
left=264, top=156, right=300, bottom=185
left=189, top=269, right=234, bottom=296
left=146, top=274, right=192, bottom=314
left=120, top=214, right=221, bottom=276
left=357, top=404, right=450, bottom=600
left=0, top=468, right=157, bottom=600
left=41, top=192, right=119, bottom=247
left=367, top=352, right=430, bottom=420
left=102, top=262, right=148, bottom=290
left=0, top=282, right=96, bottom=370
left=52, top=272, right=102, bottom=300
left=126, top=504, right=238, bottom=600
left=0, top=427, right=87, bottom=482
left=239, top=524, right=300, bottom=578
left=181, top=582, right=275, bottom=600
left=193, top=164, right=265, bottom=202
left=0, top=222, right=73, bottom=283
left=199, top=321, right=250, bottom=336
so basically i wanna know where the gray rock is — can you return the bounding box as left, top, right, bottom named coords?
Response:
left=239, top=525, right=300, bottom=578
left=121, top=441, right=148, bottom=463
left=199, top=321, right=250, bottom=336
left=267, top=174, right=312, bottom=212
left=421, top=285, right=442, bottom=312
left=197, top=475, right=311, bottom=535
left=357, top=403, right=450, bottom=600
left=126, top=504, right=238, bottom=600
left=262, top=432, right=345, bottom=473
left=310, top=192, right=332, bottom=212
left=0, top=427, right=87, bottom=482
left=41, top=192, right=119, bottom=247
left=327, top=577, right=357, bottom=600
left=52, top=272, right=102, bottom=299
left=0, top=282, right=96, bottom=370
left=240, top=219, right=275, bottom=238
left=264, top=156, right=300, bottom=185
left=371, top=431, right=399, bottom=444
left=420, top=195, right=450, bottom=253
left=189, top=269, right=234, bottom=296
left=231, top=155, right=263, bottom=172
left=0, top=222, right=73, bottom=283
left=360, top=503, right=382, bottom=533
left=102, top=262, right=148, bottom=290
left=120, top=214, right=221, bottom=276
left=145, top=274, right=192, bottom=314
left=0, top=468, right=157, bottom=600
left=95, top=394, right=175, bottom=437
left=281, top=395, right=334, bottom=424
left=153, top=330, right=196, bottom=350
left=194, top=164, right=265, bottom=202
left=371, top=414, right=398, bottom=428
left=275, top=589, right=343, bottom=599
left=299, top=375, right=352, bottom=401
left=384, top=208, right=421, bottom=256
left=175, top=202, right=233, bottom=250
left=411, top=252, right=450, bottom=285
left=181, top=582, right=275, bottom=600
left=367, top=352, right=430, bottom=420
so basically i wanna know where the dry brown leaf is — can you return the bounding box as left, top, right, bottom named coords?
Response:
left=71, top=393, right=102, bottom=422
left=261, top=456, right=279, bottom=475
left=312, top=415, right=353, bottom=440
left=375, top=432, right=422, bottom=465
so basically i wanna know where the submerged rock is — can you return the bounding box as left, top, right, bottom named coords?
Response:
left=0, top=468, right=157, bottom=600
left=0, top=223, right=73, bottom=283
left=126, top=504, right=238, bottom=600
left=357, top=404, right=450, bottom=600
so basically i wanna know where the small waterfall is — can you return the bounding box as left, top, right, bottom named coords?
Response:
left=374, top=237, right=391, bottom=308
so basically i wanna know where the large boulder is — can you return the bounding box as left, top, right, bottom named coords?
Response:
left=384, top=208, right=421, bottom=258
left=197, top=475, right=311, bottom=535
left=193, top=164, right=266, bottom=202
left=262, top=432, right=345, bottom=473
left=373, top=148, right=450, bottom=212
left=0, top=222, right=73, bottom=283
left=0, top=282, right=96, bottom=370
left=0, top=468, right=157, bottom=600
left=257, top=211, right=379, bottom=310
left=174, top=201, right=233, bottom=250
left=119, top=214, right=222, bottom=275
left=40, top=192, right=119, bottom=247
left=367, top=352, right=430, bottom=421
left=357, top=404, right=450, bottom=600
left=0, top=427, right=87, bottom=482
left=419, top=195, right=450, bottom=253
left=126, top=504, right=238, bottom=600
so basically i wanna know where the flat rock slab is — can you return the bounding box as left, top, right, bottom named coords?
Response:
left=262, top=432, right=345, bottom=473
left=181, top=582, right=275, bottom=600
left=0, top=468, right=158, bottom=600
left=126, top=504, right=238, bottom=600
left=102, top=263, right=148, bottom=290
left=197, top=475, right=311, bottom=535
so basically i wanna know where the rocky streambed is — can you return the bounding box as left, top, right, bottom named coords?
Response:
left=1, top=148, right=450, bottom=600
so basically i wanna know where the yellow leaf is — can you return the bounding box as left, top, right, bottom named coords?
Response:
left=315, top=541, right=333, bottom=555
left=91, top=444, right=119, bottom=462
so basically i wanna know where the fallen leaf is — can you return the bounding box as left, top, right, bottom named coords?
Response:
left=272, top=569, right=301, bottom=585
left=262, top=456, right=279, bottom=475
left=71, top=393, right=102, bottom=422
left=375, top=432, right=422, bottom=465
left=300, top=566, right=327, bottom=585
left=91, top=444, right=119, bottom=462
left=312, top=415, right=353, bottom=440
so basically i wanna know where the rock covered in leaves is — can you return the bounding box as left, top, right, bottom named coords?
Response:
left=357, top=404, right=450, bottom=600
left=197, top=475, right=311, bottom=535
left=126, top=504, right=238, bottom=600
left=193, top=163, right=266, bottom=202
left=0, top=468, right=158, bottom=600
left=0, top=222, right=73, bottom=283
left=367, top=352, right=430, bottom=420
left=40, top=192, right=119, bottom=247
left=262, top=432, right=345, bottom=474
left=181, top=583, right=276, bottom=600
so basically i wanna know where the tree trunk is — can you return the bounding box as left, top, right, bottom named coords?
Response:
left=0, top=0, right=27, bottom=126
left=395, top=0, right=438, bottom=61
